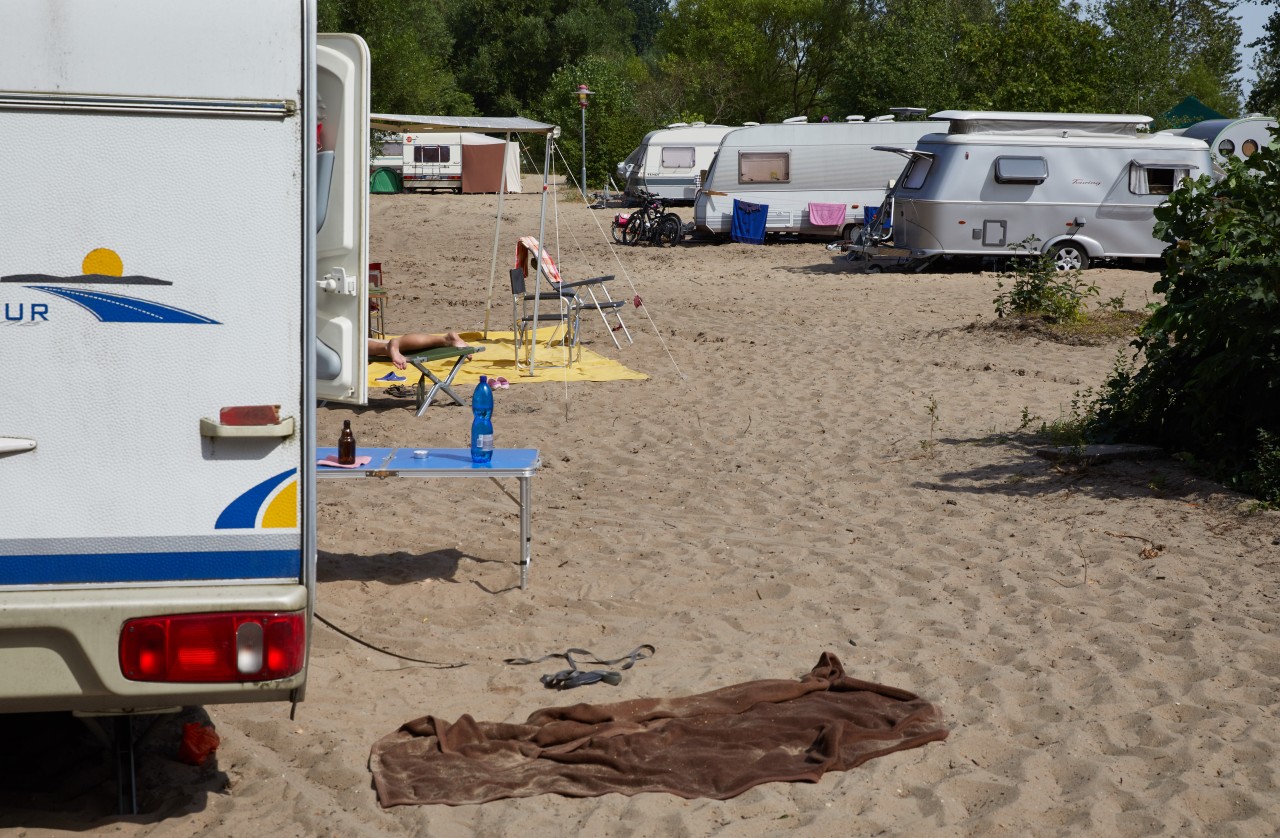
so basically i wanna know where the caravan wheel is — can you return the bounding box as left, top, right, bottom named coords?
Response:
left=1048, top=243, right=1090, bottom=272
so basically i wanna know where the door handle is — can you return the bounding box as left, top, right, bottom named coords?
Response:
left=0, top=437, right=37, bottom=454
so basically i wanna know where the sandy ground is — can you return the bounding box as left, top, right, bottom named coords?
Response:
left=3, top=179, right=1278, bottom=836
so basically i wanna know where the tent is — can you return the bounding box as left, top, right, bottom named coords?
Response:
left=460, top=134, right=521, bottom=194
left=1160, top=96, right=1228, bottom=129
left=369, top=114, right=563, bottom=371
left=370, top=167, right=402, bottom=194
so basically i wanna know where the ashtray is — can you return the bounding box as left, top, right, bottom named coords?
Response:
left=411, top=449, right=429, bottom=459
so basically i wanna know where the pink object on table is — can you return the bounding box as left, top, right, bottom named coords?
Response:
left=807, top=202, right=848, bottom=227
left=317, top=455, right=372, bottom=469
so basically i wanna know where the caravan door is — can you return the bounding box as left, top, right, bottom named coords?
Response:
left=315, top=34, right=370, bottom=405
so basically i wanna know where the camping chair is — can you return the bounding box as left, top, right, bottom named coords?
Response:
left=510, top=267, right=576, bottom=370
left=404, top=345, right=484, bottom=417
left=515, top=236, right=632, bottom=350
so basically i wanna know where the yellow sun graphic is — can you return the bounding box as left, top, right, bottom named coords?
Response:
left=82, top=248, right=123, bottom=277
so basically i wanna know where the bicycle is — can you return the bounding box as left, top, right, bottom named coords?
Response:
left=614, top=191, right=683, bottom=246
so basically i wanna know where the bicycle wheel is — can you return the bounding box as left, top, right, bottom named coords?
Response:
left=623, top=212, right=647, bottom=245
left=610, top=217, right=628, bottom=244
left=655, top=214, right=683, bottom=246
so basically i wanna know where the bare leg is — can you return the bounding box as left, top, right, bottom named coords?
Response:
left=385, top=332, right=469, bottom=369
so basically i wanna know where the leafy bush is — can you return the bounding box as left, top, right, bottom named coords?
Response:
left=1088, top=132, right=1280, bottom=503
left=993, top=237, right=1099, bottom=323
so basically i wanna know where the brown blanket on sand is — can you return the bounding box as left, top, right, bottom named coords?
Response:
left=369, top=652, right=949, bottom=806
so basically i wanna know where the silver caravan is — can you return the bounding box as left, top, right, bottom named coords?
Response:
left=853, top=111, right=1213, bottom=270
left=693, top=117, right=946, bottom=240
left=617, top=123, right=735, bottom=204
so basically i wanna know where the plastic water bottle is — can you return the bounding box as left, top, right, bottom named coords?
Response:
left=470, top=375, right=494, bottom=464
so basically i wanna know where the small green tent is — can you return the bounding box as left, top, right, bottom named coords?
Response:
left=370, top=167, right=402, bottom=194
left=1160, top=96, right=1228, bottom=129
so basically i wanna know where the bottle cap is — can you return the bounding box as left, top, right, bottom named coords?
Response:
left=412, top=450, right=428, bottom=459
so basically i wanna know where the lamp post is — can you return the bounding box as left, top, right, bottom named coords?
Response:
left=577, top=83, right=593, bottom=200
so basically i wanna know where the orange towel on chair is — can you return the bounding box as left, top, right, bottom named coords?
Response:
left=515, top=236, right=561, bottom=283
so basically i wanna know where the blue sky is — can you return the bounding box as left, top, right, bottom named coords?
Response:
left=1237, top=0, right=1272, bottom=101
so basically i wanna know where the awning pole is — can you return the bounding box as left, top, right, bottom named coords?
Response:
left=528, top=135, right=553, bottom=373
left=482, top=130, right=511, bottom=338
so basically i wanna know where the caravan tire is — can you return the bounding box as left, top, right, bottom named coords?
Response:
left=1047, top=243, right=1090, bottom=272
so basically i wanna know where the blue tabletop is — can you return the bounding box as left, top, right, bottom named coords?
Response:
left=317, top=447, right=539, bottom=476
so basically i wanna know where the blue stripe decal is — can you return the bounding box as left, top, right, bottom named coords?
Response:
left=0, top=550, right=300, bottom=585
left=30, top=285, right=220, bottom=324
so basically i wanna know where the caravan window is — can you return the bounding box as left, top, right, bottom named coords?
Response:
left=994, top=156, right=1048, bottom=184
left=901, top=156, right=934, bottom=189
left=1129, top=162, right=1192, bottom=195
left=738, top=151, right=790, bottom=183
left=413, top=145, right=450, bottom=164
left=380, top=141, right=403, bottom=157
left=661, top=146, right=696, bottom=168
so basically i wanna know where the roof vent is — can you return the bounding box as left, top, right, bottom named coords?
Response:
left=743, top=121, right=760, bottom=126
left=782, top=116, right=808, bottom=124
left=870, top=114, right=896, bottom=122
left=666, top=122, right=689, bottom=128
left=845, top=115, right=866, bottom=122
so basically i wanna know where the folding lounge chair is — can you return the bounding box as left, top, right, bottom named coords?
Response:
left=548, top=274, right=632, bottom=350
left=405, top=345, right=484, bottom=417
left=511, top=267, right=575, bottom=370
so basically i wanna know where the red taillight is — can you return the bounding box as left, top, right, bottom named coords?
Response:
left=120, top=612, right=305, bottom=683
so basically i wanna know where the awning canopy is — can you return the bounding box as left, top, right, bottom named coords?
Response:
left=370, top=113, right=559, bottom=136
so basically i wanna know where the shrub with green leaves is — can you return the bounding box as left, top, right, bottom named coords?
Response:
left=993, top=236, right=1099, bottom=323
left=1089, top=132, right=1280, bottom=503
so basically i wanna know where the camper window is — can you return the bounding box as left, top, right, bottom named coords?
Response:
left=1217, top=139, right=1235, bottom=157
left=661, top=146, right=696, bottom=169
left=739, top=151, right=790, bottom=183
left=413, top=145, right=450, bottom=164
left=901, top=156, right=933, bottom=189
left=994, top=156, right=1048, bottom=184
left=1129, top=163, right=1191, bottom=195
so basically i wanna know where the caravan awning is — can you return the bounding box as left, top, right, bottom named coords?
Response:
left=1130, top=160, right=1201, bottom=169
left=370, top=113, right=559, bottom=136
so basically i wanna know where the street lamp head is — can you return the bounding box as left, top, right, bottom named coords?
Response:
left=577, top=84, right=594, bottom=109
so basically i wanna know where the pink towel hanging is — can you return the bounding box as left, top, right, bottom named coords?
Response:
left=807, top=202, right=848, bottom=227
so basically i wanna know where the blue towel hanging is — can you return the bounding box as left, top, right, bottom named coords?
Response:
left=731, top=199, right=768, bottom=245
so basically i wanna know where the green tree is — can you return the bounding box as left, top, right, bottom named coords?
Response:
left=1246, top=1, right=1280, bottom=114
left=1089, top=0, right=1243, bottom=121
left=834, top=0, right=996, bottom=117
left=658, top=0, right=859, bottom=124
left=446, top=0, right=637, bottom=114
left=956, top=0, right=1105, bottom=111
left=319, top=0, right=474, bottom=115
left=531, top=55, right=651, bottom=190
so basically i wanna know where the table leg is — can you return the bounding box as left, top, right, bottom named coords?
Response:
left=519, top=475, right=531, bottom=590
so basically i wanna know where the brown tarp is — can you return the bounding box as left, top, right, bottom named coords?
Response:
left=369, top=652, right=949, bottom=806
left=461, top=142, right=505, bottom=194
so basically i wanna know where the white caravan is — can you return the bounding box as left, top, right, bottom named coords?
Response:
left=371, top=132, right=521, bottom=193
left=617, top=123, right=735, bottom=204
left=1173, top=115, right=1277, bottom=173
left=693, top=117, right=946, bottom=240
left=0, top=0, right=369, bottom=734
left=852, top=111, right=1213, bottom=271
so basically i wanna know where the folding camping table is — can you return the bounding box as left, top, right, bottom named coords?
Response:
left=403, top=346, right=484, bottom=417
left=317, top=446, right=540, bottom=589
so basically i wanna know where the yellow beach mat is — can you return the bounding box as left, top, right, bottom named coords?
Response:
left=367, top=330, right=647, bottom=388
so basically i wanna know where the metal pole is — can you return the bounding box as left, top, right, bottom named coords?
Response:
left=576, top=84, right=592, bottom=201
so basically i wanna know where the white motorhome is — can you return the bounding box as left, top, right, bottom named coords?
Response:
left=1, top=0, right=369, bottom=741
left=397, top=132, right=464, bottom=192
left=617, top=123, right=735, bottom=204
left=852, top=111, right=1213, bottom=271
left=693, top=116, right=947, bottom=240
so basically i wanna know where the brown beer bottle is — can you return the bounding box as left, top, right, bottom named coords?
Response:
left=337, top=419, right=356, bottom=465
